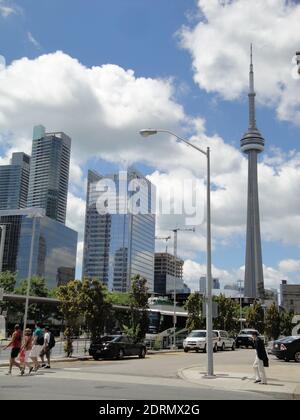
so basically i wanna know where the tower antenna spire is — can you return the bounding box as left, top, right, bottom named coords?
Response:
left=248, top=43, right=256, bottom=128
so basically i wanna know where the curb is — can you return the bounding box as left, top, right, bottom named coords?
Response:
left=178, top=366, right=300, bottom=400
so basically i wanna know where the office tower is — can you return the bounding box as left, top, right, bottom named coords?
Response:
left=27, top=125, right=71, bottom=224
left=154, top=252, right=184, bottom=296
left=199, top=276, right=220, bottom=293
left=213, top=278, right=220, bottom=290
left=280, top=280, right=300, bottom=313
left=83, top=168, right=155, bottom=292
left=0, top=208, right=77, bottom=288
left=240, top=46, right=265, bottom=299
left=0, top=152, right=30, bottom=210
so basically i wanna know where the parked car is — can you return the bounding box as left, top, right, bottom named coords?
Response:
left=213, top=330, right=236, bottom=351
left=235, top=329, right=262, bottom=349
left=271, top=336, right=300, bottom=362
left=183, top=330, right=218, bottom=353
left=89, top=335, right=147, bottom=360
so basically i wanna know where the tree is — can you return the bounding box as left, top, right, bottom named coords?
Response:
left=0, top=271, right=16, bottom=292
left=280, top=310, right=294, bottom=336
left=126, top=275, right=149, bottom=342
left=246, top=302, right=265, bottom=333
left=264, top=302, right=280, bottom=340
left=108, top=291, right=131, bottom=307
left=0, top=271, right=18, bottom=322
left=79, top=279, right=112, bottom=342
left=15, top=276, right=55, bottom=324
left=213, top=294, right=240, bottom=334
left=56, top=280, right=83, bottom=356
left=184, top=292, right=204, bottom=333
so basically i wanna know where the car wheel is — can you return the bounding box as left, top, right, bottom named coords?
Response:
left=203, top=345, right=207, bottom=353
left=118, top=349, right=124, bottom=360
left=246, top=345, right=249, bottom=349
left=221, top=343, right=225, bottom=351
left=139, top=348, right=146, bottom=359
left=196, top=349, right=200, bottom=353
left=213, top=344, right=217, bottom=353
left=231, top=343, right=235, bottom=351
left=294, top=352, right=300, bottom=363
left=184, top=347, right=189, bottom=353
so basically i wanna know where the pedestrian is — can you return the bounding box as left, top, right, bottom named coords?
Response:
left=40, top=326, right=54, bottom=369
left=19, top=328, right=34, bottom=375
left=30, top=323, right=44, bottom=372
left=252, top=331, right=269, bottom=385
left=2, top=324, right=22, bottom=375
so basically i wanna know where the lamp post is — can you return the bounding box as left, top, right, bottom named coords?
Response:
left=237, top=280, right=243, bottom=331
left=0, top=225, right=7, bottom=273
left=139, top=128, right=214, bottom=376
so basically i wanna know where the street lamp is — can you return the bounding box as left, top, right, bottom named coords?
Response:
left=0, top=225, right=7, bottom=273
left=139, top=128, right=214, bottom=377
left=237, top=280, right=244, bottom=331
left=23, top=209, right=44, bottom=336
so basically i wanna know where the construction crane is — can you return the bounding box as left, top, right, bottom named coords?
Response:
left=155, top=235, right=171, bottom=253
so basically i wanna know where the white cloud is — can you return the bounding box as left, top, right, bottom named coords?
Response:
left=279, top=259, right=300, bottom=273
left=0, top=51, right=186, bottom=167
left=183, top=259, right=288, bottom=292
left=0, top=0, right=16, bottom=17
left=179, top=0, right=300, bottom=124
left=27, top=32, right=41, bottom=50
left=66, top=192, right=86, bottom=241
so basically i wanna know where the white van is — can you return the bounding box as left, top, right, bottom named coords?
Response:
left=183, top=330, right=218, bottom=353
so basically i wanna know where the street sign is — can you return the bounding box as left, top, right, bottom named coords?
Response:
left=0, top=315, right=5, bottom=340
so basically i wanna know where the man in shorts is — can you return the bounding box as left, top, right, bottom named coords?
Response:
left=40, top=326, right=52, bottom=369
left=30, top=323, right=44, bottom=371
left=3, top=324, right=22, bottom=375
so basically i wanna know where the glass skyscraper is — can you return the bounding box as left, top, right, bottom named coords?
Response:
left=0, top=152, right=30, bottom=210
left=27, top=125, right=71, bottom=224
left=0, top=208, right=77, bottom=288
left=83, top=168, right=155, bottom=292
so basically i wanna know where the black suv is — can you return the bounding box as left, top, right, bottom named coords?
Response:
left=89, top=335, right=147, bottom=360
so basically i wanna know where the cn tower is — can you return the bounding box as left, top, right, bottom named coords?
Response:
left=241, top=46, right=265, bottom=300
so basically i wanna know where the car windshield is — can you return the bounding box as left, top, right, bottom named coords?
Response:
left=101, top=336, right=118, bottom=342
left=240, top=330, right=256, bottom=335
left=189, top=331, right=206, bottom=338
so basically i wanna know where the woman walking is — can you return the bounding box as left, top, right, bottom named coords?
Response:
left=19, top=328, right=34, bottom=375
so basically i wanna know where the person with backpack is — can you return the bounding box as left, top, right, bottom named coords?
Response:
left=3, top=324, right=22, bottom=375
left=30, top=323, right=44, bottom=371
left=40, top=326, right=55, bottom=369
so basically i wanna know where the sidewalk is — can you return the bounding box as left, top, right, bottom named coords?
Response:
left=179, top=363, right=300, bottom=400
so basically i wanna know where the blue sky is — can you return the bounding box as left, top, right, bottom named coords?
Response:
left=0, top=0, right=300, bottom=290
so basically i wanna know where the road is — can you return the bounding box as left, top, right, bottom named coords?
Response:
left=0, top=349, right=282, bottom=400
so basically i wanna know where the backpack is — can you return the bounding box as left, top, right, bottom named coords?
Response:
left=48, top=332, right=55, bottom=349
left=36, top=334, right=44, bottom=346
